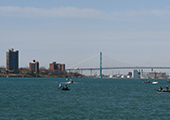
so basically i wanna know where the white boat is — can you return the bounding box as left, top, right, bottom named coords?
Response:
left=152, top=81, right=158, bottom=84
left=68, top=80, right=73, bottom=83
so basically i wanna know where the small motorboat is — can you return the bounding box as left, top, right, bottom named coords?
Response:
left=142, top=80, right=150, bottom=83
left=68, top=80, right=73, bottom=83
left=58, top=83, right=70, bottom=90
left=155, top=89, right=170, bottom=93
left=58, top=86, right=70, bottom=90
left=152, top=81, right=158, bottom=85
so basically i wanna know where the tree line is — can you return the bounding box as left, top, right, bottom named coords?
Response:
left=0, top=66, right=85, bottom=78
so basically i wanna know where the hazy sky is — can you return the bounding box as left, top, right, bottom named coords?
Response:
left=1, top=0, right=170, bottom=69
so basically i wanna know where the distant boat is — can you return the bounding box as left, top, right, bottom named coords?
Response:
left=58, top=84, right=70, bottom=90
left=68, top=80, right=73, bottom=83
left=58, top=86, right=70, bottom=91
left=155, top=89, right=170, bottom=93
left=66, top=78, right=72, bottom=81
left=142, top=80, right=150, bottom=83
left=152, top=81, right=158, bottom=85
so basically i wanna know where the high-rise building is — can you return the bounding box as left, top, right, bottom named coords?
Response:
left=49, top=62, right=58, bottom=70
left=61, top=64, right=65, bottom=71
left=29, top=60, right=39, bottom=74
left=6, top=48, right=19, bottom=73
left=49, top=62, right=65, bottom=71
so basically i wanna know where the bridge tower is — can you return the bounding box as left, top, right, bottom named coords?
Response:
left=100, top=52, right=102, bottom=78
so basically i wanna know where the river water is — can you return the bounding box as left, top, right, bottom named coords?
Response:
left=0, top=78, right=170, bottom=120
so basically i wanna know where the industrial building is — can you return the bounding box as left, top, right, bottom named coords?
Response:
left=29, top=60, right=39, bottom=74
left=6, top=48, right=19, bottom=73
left=140, top=72, right=149, bottom=79
left=141, top=72, right=166, bottom=79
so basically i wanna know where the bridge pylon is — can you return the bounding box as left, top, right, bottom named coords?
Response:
left=100, top=52, right=102, bottom=78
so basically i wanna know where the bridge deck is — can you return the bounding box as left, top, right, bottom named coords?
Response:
left=66, top=67, right=170, bottom=71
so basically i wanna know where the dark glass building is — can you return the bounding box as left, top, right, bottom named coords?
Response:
left=6, top=48, right=19, bottom=73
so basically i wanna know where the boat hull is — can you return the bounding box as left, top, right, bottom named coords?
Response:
left=155, top=89, right=170, bottom=93
left=58, top=87, right=70, bottom=90
left=152, top=82, right=158, bottom=84
left=68, top=80, right=73, bottom=83
left=142, top=81, right=150, bottom=83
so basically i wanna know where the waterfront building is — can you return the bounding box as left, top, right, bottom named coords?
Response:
left=49, top=62, right=65, bottom=71
left=6, top=48, right=19, bottom=73
left=140, top=71, right=166, bottom=79
left=141, top=72, right=166, bottom=79
left=109, top=75, right=113, bottom=78
left=61, top=64, right=65, bottom=71
left=127, top=72, right=132, bottom=78
left=29, top=60, right=39, bottom=74
left=149, top=72, right=166, bottom=79
left=132, top=69, right=140, bottom=78
left=49, top=62, right=58, bottom=70
left=140, top=72, right=149, bottom=79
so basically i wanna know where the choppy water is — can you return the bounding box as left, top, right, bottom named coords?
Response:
left=0, top=78, right=170, bottom=120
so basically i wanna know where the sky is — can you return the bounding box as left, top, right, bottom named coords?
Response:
left=1, top=0, right=170, bottom=72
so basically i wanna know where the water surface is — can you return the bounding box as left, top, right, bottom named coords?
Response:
left=0, top=78, right=170, bottom=120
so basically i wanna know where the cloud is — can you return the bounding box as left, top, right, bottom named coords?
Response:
left=0, top=6, right=104, bottom=18
left=0, top=6, right=170, bottom=23
left=150, top=10, right=167, bottom=16
left=165, top=5, right=170, bottom=9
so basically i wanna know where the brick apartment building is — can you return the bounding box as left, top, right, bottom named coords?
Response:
left=29, top=60, right=39, bottom=74
left=49, top=62, right=65, bottom=71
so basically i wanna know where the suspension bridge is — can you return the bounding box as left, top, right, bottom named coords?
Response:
left=66, top=52, right=170, bottom=78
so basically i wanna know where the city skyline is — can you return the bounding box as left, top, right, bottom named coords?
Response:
left=1, top=0, right=170, bottom=69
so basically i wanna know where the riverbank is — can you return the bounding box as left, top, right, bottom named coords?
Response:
left=0, top=74, right=68, bottom=78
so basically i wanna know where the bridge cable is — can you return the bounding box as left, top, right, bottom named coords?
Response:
left=103, top=54, right=140, bottom=67
left=68, top=53, right=99, bottom=69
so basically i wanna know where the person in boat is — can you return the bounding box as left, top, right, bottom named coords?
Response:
left=159, top=86, right=163, bottom=91
left=64, top=84, right=68, bottom=88
left=166, top=86, right=169, bottom=91
left=59, top=83, right=62, bottom=88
